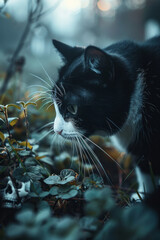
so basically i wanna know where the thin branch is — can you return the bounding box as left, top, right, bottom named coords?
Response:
left=0, top=12, right=33, bottom=94
left=32, top=0, right=63, bottom=20
left=0, top=0, right=63, bottom=94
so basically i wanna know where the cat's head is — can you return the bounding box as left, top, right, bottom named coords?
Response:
left=52, top=40, right=133, bottom=139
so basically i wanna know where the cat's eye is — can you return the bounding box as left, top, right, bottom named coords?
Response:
left=67, top=105, right=78, bottom=115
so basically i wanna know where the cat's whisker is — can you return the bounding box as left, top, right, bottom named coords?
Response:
left=53, top=87, right=63, bottom=98
left=41, top=97, right=52, bottom=103
left=27, top=92, right=52, bottom=104
left=28, top=90, right=52, bottom=98
left=38, top=61, right=62, bottom=96
left=35, top=96, right=52, bottom=104
left=32, top=94, right=52, bottom=103
left=30, top=73, right=53, bottom=89
left=56, top=102, right=62, bottom=108
left=52, top=131, right=67, bottom=152
left=70, top=137, right=78, bottom=169
left=60, top=82, right=66, bottom=96
left=51, top=133, right=64, bottom=153
left=27, top=85, right=52, bottom=91
left=75, top=136, right=86, bottom=178
left=40, top=99, right=54, bottom=110
left=123, top=156, right=144, bottom=184
left=46, top=102, right=54, bottom=110
left=52, top=95, right=61, bottom=104
left=78, top=136, right=96, bottom=179
left=106, top=116, right=121, bottom=132
left=78, top=134, right=110, bottom=184
left=75, top=138, right=84, bottom=176
left=34, top=128, right=54, bottom=144
left=80, top=133, right=125, bottom=172
left=39, top=62, right=64, bottom=97
left=26, top=93, right=46, bottom=104
left=72, top=137, right=82, bottom=176
left=35, top=121, right=54, bottom=132
left=106, top=119, right=112, bottom=133
left=77, top=135, right=104, bottom=179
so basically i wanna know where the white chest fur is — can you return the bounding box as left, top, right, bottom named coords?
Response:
left=110, top=123, right=135, bottom=153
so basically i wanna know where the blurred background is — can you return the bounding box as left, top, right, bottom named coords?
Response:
left=0, top=0, right=160, bottom=98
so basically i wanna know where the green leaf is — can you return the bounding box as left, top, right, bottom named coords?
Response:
left=0, top=166, right=7, bottom=174
left=60, top=169, right=77, bottom=178
left=83, top=175, right=104, bottom=189
left=18, top=150, right=32, bottom=156
left=80, top=217, right=100, bottom=232
left=0, top=105, right=5, bottom=110
left=49, top=186, right=59, bottom=196
left=16, top=209, right=34, bottom=224
left=27, top=172, right=43, bottom=181
left=0, top=117, right=5, bottom=123
left=59, top=189, right=78, bottom=199
left=26, top=166, right=43, bottom=181
left=17, top=101, right=37, bottom=109
left=8, top=117, right=19, bottom=126
left=35, top=208, right=51, bottom=224
left=13, top=167, right=29, bottom=182
left=29, top=181, right=43, bottom=197
left=6, top=104, right=21, bottom=110
left=25, top=102, right=37, bottom=108
left=18, top=141, right=33, bottom=150
left=6, top=224, right=26, bottom=237
left=56, top=185, right=79, bottom=199
left=17, top=101, right=25, bottom=108
left=0, top=131, right=5, bottom=142
left=44, top=173, right=75, bottom=185
left=44, top=175, right=61, bottom=185
left=39, top=191, right=49, bottom=198
left=24, top=157, right=36, bottom=167
left=84, top=188, right=115, bottom=217
left=38, top=156, right=53, bottom=166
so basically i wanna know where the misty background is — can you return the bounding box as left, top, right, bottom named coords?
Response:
left=0, top=0, right=160, bottom=97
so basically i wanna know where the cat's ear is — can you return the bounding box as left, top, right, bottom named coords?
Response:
left=84, top=46, right=114, bottom=80
left=52, top=40, right=83, bottom=62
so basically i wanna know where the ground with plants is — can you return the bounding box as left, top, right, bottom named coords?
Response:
left=0, top=88, right=160, bottom=240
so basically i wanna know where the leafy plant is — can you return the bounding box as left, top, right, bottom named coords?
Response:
left=5, top=203, right=80, bottom=240
left=0, top=99, right=160, bottom=240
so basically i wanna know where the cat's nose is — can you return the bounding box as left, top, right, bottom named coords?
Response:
left=57, top=130, right=63, bottom=135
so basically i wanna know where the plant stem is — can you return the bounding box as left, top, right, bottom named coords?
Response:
left=4, top=107, right=11, bottom=139
left=0, top=12, right=33, bottom=94
left=8, top=139, right=26, bottom=169
left=23, top=108, right=29, bottom=150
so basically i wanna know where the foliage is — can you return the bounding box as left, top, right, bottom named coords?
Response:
left=0, top=99, right=160, bottom=240
left=95, top=205, right=160, bottom=240
left=6, top=202, right=80, bottom=240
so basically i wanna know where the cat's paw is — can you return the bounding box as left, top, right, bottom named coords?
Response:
left=131, top=192, right=144, bottom=202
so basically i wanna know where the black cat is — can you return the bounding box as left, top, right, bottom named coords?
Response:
left=52, top=37, right=160, bottom=199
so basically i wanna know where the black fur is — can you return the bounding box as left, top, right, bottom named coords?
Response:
left=52, top=36, right=160, bottom=175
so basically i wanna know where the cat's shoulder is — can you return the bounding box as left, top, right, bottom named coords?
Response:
left=143, top=35, right=160, bottom=46
left=105, top=36, right=160, bottom=53
left=104, top=39, right=140, bottom=58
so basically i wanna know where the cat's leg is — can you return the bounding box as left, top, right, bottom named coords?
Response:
left=131, top=166, right=160, bottom=201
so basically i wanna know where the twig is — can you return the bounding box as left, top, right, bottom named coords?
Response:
left=0, top=0, right=63, bottom=94
left=23, top=107, right=29, bottom=150
left=33, top=0, right=63, bottom=20
left=0, top=12, right=33, bottom=94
